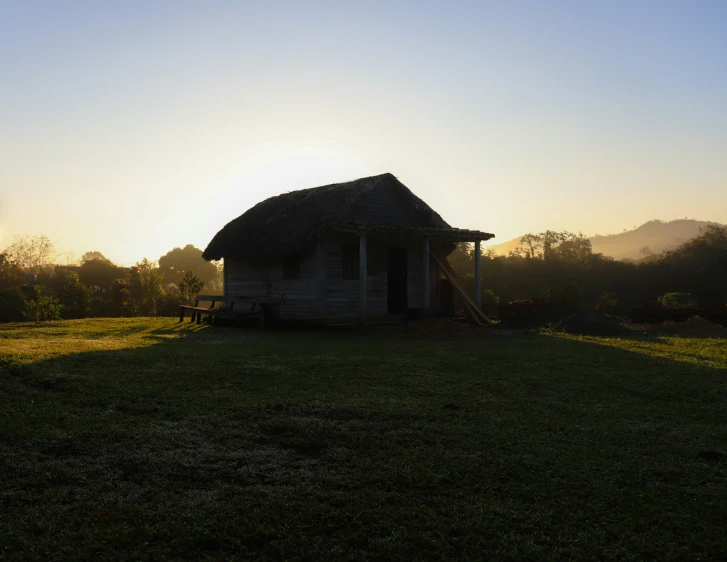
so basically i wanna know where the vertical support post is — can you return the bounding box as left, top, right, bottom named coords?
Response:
left=223, top=259, right=227, bottom=298
left=359, top=234, right=367, bottom=325
left=474, top=240, right=481, bottom=308
left=316, top=238, right=326, bottom=318
left=423, top=238, right=430, bottom=309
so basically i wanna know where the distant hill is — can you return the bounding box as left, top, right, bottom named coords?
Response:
left=485, top=220, right=724, bottom=261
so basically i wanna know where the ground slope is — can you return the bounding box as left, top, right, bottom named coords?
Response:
left=1, top=319, right=726, bottom=560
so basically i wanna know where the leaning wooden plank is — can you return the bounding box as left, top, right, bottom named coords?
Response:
left=430, top=252, right=492, bottom=325
left=432, top=252, right=490, bottom=324
left=454, top=289, right=482, bottom=326
left=449, top=270, right=488, bottom=325
left=459, top=294, right=483, bottom=326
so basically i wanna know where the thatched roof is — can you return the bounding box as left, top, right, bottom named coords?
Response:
left=202, top=173, right=486, bottom=262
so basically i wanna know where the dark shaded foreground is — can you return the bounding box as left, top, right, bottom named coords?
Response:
left=1, top=320, right=725, bottom=560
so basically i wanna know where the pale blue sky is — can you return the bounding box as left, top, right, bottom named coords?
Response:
left=1, top=0, right=725, bottom=264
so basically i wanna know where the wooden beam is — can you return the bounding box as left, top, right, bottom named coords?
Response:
left=223, top=259, right=227, bottom=299
left=359, top=234, right=367, bottom=325
left=316, top=238, right=326, bottom=317
left=423, top=238, right=430, bottom=309
left=430, top=251, right=492, bottom=325
left=474, top=240, right=481, bottom=308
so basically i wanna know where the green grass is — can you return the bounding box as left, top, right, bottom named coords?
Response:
left=1, top=318, right=726, bottom=560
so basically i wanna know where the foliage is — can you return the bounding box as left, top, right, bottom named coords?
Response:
left=0, top=252, right=26, bottom=290
left=449, top=225, right=727, bottom=315
left=178, top=270, right=205, bottom=306
left=80, top=250, right=108, bottom=264
left=112, top=279, right=137, bottom=317
left=157, top=290, right=184, bottom=316
left=3, top=234, right=58, bottom=273
left=131, top=259, right=165, bottom=316
left=595, top=292, right=619, bottom=314
left=158, top=244, right=218, bottom=287
left=0, top=288, right=26, bottom=322
left=659, top=224, right=727, bottom=307
left=78, top=257, right=128, bottom=289
left=543, top=281, right=583, bottom=313
left=22, top=287, right=62, bottom=321
left=658, top=292, right=698, bottom=308
left=1, top=319, right=726, bottom=559
left=510, top=230, right=593, bottom=262
left=55, top=269, right=91, bottom=319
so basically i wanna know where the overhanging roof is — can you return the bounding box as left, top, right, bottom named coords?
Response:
left=328, top=220, right=494, bottom=242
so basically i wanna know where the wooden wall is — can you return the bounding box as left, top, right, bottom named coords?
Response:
left=224, top=233, right=436, bottom=319
left=225, top=260, right=269, bottom=298
left=268, top=250, right=319, bottom=319
left=322, top=232, right=387, bottom=318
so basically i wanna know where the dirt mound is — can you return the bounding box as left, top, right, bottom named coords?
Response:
left=642, top=315, right=725, bottom=337
left=376, top=316, right=492, bottom=339
left=496, top=309, right=563, bottom=329
left=552, top=312, right=631, bottom=337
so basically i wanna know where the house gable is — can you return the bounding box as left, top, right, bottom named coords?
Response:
left=344, top=182, right=434, bottom=227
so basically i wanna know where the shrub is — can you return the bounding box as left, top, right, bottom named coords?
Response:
left=658, top=293, right=698, bottom=308
left=595, top=292, right=619, bottom=315
left=157, top=291, right=184, bottom=317
left=544, top=282, right=583, bottom=313
left=0, top=288, right=27, bottom=322
left=57, top=271, right=91, bottom=319
left=23, top=288, right=62, bottom=321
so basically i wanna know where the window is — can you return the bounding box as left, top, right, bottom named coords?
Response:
left=342, top=244, right=360, bottom=280
left=283, top=254, right=301, bottom=279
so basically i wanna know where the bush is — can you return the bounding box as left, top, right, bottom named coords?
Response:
left=23, top=288, right=62, bottom=321
left=0, top=288, right=27, bottom=322
left=57, top=271, right=91, bottom=319
left=658, top=293, right=698, bottom=308
left=544, top=282, right=583, bottom=313
left=480, top=289, right=499, bottom=316
left=157, top=291, right=184, bottom=317
left=595, top=292, right=619, bottom=315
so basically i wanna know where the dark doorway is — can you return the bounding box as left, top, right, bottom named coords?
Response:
left=387, top=247, right=408, bottom=313
left=440, top=278, right=454, bottom=315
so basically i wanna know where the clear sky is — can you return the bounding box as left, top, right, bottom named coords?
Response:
left=1, top=0, right=725, bottom=265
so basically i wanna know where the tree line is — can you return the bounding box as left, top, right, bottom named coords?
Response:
left=448, top=225, right=727, bottom=316
left=0, top=236, right=220, bottom=322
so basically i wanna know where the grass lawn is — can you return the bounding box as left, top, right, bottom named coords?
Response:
left=1, top=318, right=726, bottom=560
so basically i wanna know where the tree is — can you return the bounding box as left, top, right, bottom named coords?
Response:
left=554, top=233, right=592, bottom=263
left=513, top=233, right=543, bottom=259
left=81, top=251, right=109, bottom=264
left=178, top=270, right=205, bottom=306
left=0, top=252, right=25, bottom=290
left=78, top=255, right=128, bottom=290
left=49, top=268, right=91, bottom=319
left=4, top=234, right=58, bottom=273
left=158, top=245, right=218, bottom=287
left=133, top=259, right=165, bottom=316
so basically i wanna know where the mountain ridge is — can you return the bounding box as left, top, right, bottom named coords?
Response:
left=484, top=219, right=725, bottom=261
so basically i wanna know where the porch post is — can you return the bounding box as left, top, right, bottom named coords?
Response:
left=316, top=238, right=326, bottom=318
left=360, top=234, right=367, bottom=324
left=474, top=240, right=481, bottom=308
left=423, top=238, right=430, bottom=309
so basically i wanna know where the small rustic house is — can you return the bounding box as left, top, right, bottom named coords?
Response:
left=202, top=173, right=494, bottom=323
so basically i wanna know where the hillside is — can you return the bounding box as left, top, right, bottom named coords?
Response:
left=485, top=219, right=723, bottom=261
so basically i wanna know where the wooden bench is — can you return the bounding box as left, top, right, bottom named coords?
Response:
left=178, top=295, right=228, bottom=324
left=178, top=295, right=284, bottom=325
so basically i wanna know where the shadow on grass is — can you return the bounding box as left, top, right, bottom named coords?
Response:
left=1, top=324, right=726, bottom=560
